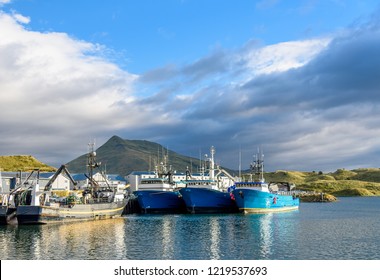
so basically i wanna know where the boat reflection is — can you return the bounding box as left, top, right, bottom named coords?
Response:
left=161, top=217, right=174, bottom=259
left=4, top=218, right=127, bottom=259
left=258, top=213, right=273, bottom=258
left=242, top=211, right=298, bottom=259
left=0, top=211, right=299, bottom=260
left=209, top=218, right=221, bottom=259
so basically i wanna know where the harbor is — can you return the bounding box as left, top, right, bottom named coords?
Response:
left=0, top=142, right=376, bottom=261
left=1, top=197, right=380, bottom=260
left=0, top=144, right=377, bottom=261
left=2, top=1, right=380, bottom=273
left=1, top=145, right=309, bottom=223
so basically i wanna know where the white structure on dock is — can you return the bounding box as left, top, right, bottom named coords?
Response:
left=0, top=171, right=71, bottom=193
left=0, top=171, right=127, bottom=194
left=72, top=172, right=127, bottom=190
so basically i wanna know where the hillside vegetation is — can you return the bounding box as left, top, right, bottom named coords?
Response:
left=260, top=168, right=380, bottom=196
left=0, top=155, right=56, bottom=172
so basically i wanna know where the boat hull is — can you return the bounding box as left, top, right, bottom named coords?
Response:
left=179, top=187, right=238, bottom=213
left=232, top=188, right=299, bottom=214
left=0, top=206, right=17, bottom=224
left=134, top=190, right=185, bottom=213
left=16, top=200, right=128, bottom=225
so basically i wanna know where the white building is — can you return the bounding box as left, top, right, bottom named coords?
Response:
left=72, top=172, right=127, bottom=190
left=0, top=171, right=71, bottom=193
left=0, top=171, right=127, bottom=193
left=39, top=172, right=72, bottom=191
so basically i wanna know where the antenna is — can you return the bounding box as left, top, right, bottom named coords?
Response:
left=87, top=141, right=100, bottom=189
left=199, top=148, right=202, bottom=173
left=149, top=155, right=151, bottom=172
left=239, top=145, right=242, bottom=180
left=210, top=146, right=215, bottom=180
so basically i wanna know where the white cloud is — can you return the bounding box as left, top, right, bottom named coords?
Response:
left=0, top=12, right=139, bottom=164
left=0, top=0, right=11, bottom=5
left=245, top=38, right=331, bottom=75
left=11, top=12, right=30, bottom=24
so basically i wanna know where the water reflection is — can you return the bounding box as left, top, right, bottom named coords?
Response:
left=209, top=218, right=221, bottom=259
left=2, top=198, right=380, bottom=260
left=258, top=213, right=273, bottom=258
left=123, top=214, right=181, bottom=259
left=161, top=217, right=174, bottom=259
left=0, top=218, right=127, bottom=259
left=0, top=211, right=300, bottom=260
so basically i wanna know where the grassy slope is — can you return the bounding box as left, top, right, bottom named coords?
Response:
left=259, top=168, right=380, bottom=196
left=0, top=155, right=56, bottom=172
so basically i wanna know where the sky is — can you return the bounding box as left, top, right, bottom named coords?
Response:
left=1, top=0, right=380, bottom=172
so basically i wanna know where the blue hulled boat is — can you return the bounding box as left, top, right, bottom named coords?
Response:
left=133, top=155, right=186, bottom=213
left=134, top=177, right=185, bottom=213
left=232, top=151, right=299, bottom=214
left=179, top=146, right=238, bottom=214
left=179, top=181, right=237, bottom=213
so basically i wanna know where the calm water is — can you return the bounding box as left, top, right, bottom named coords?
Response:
left=1, top=197, right=380, bottom=260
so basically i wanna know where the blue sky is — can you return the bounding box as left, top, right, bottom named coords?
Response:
left=1, top=0, right=380, bottom=172
left=4, top=0, right=378, bottom=72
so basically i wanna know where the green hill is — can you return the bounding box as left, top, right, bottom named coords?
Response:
left=258, top=169, right=380, bottom=197
left=0, top=155, right=56, bottom=172
left=66, top=135, right=221, bottom=176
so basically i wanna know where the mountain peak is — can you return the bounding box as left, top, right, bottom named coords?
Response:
left=66, top=135, right=207, bottom=176
left=108, top=135, right=125, bottom=143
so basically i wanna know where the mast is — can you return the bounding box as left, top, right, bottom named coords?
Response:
left=250, top=148, right=264, bottom=182
left=87, top=142, right=100, bottom=193
left=259, top=150, right=264, bottom=182
left=209, top=146, right=215, bottom=180
left=239, top=146, right=242, bottom=180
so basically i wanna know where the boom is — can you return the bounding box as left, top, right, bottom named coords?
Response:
left=44, top=165, right=77, bottom=191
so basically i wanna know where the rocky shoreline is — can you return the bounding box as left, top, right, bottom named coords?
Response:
left=298, top=192, right=338, bottom=202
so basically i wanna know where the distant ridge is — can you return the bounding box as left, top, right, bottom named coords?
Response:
left=2, top=142, right=380, bottom=197
left=0, top=155, right=56, bottom=172
left=66, top=135, right=214, bottom=176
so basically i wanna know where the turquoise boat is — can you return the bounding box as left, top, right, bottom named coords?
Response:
left=232, top=151, right=299, bottom=213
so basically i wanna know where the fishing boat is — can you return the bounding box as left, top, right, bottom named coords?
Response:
left=0, top=170, right=40, bottom=225
left=133, top=155, right=185, bottom=213
left=232, top=150, right=299, bottom=214
left=16, top=144, right=129, bottom=224
left=0, top=196, right=17, bottom=224
left=179, top=146, right=237, bottom=213
left=134, top=177, right=185, bottom=213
